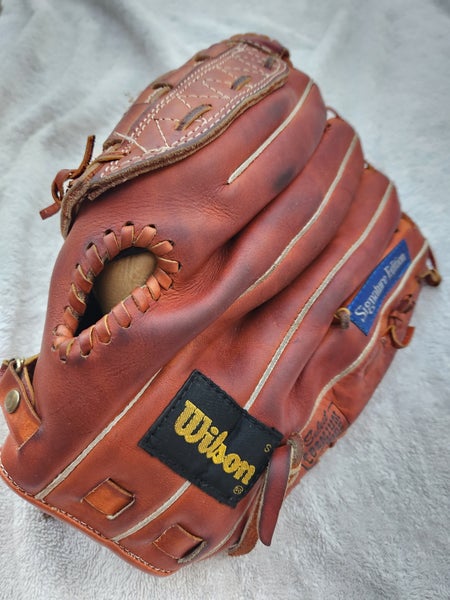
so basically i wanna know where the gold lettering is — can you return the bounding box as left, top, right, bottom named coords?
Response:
left=223, top=453, right=241, bottom=474
left=203, top=430, right=228, bottom=456
left=234, top=461, right=256, bottom=484
left=174, top=400, right=212, bottom=443
left=210, top=443, right=227, bottom=465
left=173, top=400, right=257, bottom=486
left=197, top=425, right=218, bottom=454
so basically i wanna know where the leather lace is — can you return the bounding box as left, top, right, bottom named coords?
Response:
left=40, top=136, right=123, bottom=220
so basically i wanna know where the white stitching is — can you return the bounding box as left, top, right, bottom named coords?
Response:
left=0, top=462, right=172, bottom=574
left=99, top=44, right=286, bottom=175
left=153, top=118, right=170, bottom=148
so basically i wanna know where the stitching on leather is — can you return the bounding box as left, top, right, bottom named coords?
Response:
left=99, top=44, right=286, bottom=175
left=135, top=45, right=245, bottom=132
left=52, top=223, right=179, bottom=361
left=198, top=79, right=232, bottom=100
left=173, top=90, right=193, bottom=111
left=153, top=118, right=170, bottom=148
left=0, top=463, right=172, bottom=575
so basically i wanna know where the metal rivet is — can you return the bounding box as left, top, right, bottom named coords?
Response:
left=5, top=389, right=20, bottom=414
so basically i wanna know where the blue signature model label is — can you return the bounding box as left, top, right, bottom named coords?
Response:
left=348, top=239, right=411, bottom=335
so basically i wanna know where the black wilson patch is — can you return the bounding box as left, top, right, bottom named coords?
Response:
left=138, top=370, right=283, bottom=507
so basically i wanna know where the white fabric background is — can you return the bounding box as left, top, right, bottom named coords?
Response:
left=0, top=1, right=449, bottom=598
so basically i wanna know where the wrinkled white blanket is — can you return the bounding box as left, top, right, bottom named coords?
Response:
left=0, top=1, right=449, bottom=598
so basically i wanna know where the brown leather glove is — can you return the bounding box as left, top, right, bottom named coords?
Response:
left=0, top=34, right=441, bottom=576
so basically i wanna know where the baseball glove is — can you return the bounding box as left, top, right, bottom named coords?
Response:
left=0, top=33, right=441, bottom=576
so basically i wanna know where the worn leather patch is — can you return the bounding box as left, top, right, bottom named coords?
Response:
left=301, top=401, right=348, bottom=471
left=139, top=370, right=283, bottom=507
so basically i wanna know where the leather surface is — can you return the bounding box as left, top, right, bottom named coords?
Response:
left=0, top=33, right=440, bottom=576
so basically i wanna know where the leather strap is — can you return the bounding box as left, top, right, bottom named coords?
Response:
left=229, top=434, right=304, bottom=554
left=0, top=358, right=41, bottom=448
